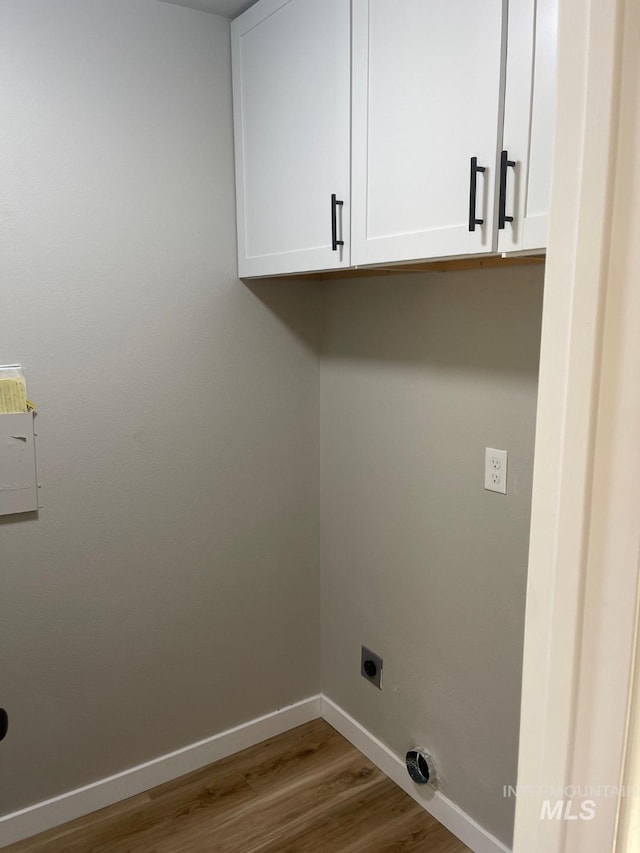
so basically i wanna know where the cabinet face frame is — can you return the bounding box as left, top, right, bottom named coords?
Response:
left=499, top=0, right=558, bottom=254
left=350, top=0, right=508, bottom=268
left=231, top=0, right=351, bottom=277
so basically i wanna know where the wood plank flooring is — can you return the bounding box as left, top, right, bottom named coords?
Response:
left=5, top=719, right=470, bottom=853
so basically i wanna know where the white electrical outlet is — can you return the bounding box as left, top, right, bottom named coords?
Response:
left=485, top=448, right=508, bottom=494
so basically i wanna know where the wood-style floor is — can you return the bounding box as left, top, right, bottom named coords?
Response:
left=6, top=719, right=470, bottom=853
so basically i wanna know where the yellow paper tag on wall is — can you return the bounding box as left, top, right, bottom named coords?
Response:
left=0, top=378, right=28, bottom=413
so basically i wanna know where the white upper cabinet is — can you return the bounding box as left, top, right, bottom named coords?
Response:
left=498, top=0, right=558, bottom=253
left=231, top=0, right=351, bottom=277
left=231, top=0, right=557, bottom=277
left=350, top=0, right=507, bottom=267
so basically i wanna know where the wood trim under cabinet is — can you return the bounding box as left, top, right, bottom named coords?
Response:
left=258, top=254, right=545, bottom=282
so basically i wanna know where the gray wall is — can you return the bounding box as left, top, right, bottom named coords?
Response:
left=320, top=266, right=544, bottom=845
left=0, top=0, right=320, bottom=814
left=0, top=0, right=543, bottom=843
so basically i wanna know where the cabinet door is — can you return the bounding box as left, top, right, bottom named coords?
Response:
left=351, top=0, right=506, bottom=267
left=498, top=0, right=558, bottom=253
left=231, top=0, right=350, bottom=277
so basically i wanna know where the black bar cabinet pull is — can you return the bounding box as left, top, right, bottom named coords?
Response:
left=331, top=193, right=344, bottom=251
left=498, top=149, right=516, bottom=230
left=468, top=156, right=486, bottom=232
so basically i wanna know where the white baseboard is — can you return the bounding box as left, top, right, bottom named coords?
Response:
left=321, top=696, right=511, bottom=853
left=1, top=694, right=510, bottom=853
left=0, top=695, right=322, bottom=848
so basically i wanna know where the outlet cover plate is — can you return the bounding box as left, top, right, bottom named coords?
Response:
left=485, top=447, right=508, bottom=494
left=361, top=646, right=383, bottom=689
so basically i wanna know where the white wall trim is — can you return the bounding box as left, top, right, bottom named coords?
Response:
left=1, top=694, right=510, bottom=852
left=0, top=696, right=322, bottom=848
left=321, top=696, right=511, bottom=853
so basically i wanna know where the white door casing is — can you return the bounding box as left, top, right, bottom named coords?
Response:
left=514, top=0, right=640, bottom=850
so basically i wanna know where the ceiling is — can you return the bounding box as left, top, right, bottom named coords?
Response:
left=158, top=0, right=258, bottom=18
